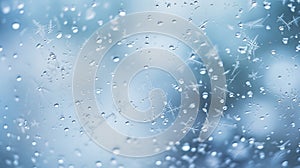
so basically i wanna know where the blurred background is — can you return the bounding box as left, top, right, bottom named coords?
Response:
left=1, top=0, right=300, bottom=167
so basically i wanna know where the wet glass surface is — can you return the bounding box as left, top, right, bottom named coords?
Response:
left=1, top=0, right=300, bottom=167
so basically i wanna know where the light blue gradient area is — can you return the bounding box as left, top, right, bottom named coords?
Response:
left=1, top=0, right=300, bottom=167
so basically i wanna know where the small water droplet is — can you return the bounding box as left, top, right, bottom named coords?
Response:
left=281, top=160, right=288, bottom=167
left=202, top=92, right=209, bottom=99
left=12, top=22, right=20, bottom=30
left=56, top=32, right=62, bottom=39
left=263, top=1, right=271, bottom=9
left=54, top=103, right=59, bottom=108
left=282, top=38, right=288, bottom=44
left=119, top=10, right=126, bottom=16
left=112, top=147, right=120, bottom=155
left=169, top=45, right=175, bottom=50
left=32, top=141, right=37, bottom=146
left=155, top=160, right=162, bottom=166
left=58, top=158, right=64, bottom=164
left=112, top=57, right=120, bottom=63
left=238, top=46, right=247, bottom=54
left=72, top=26, right=79, bottom=33
left=16, top=75, right=22, bottom=82
left=199, top=68, right=206, bottom=75
left=232, top=142, right=238, bottom=147
left=157, top=21, right=164, bottom=26
left=95, top=161, right=103, bottom=167
left=182, top=142, right=190, bottom=151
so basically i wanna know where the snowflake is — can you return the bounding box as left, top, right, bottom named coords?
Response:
left=246, top=35, right=259, bottom=57
left=277, top=13, right=300, bottom=31
left=248, top=71, right=263, bottom=80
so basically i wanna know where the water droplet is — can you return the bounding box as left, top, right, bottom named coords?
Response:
left=112, top=57, right=120, bottom=63
left=263, top=1, right=271, bottom=9
left=202, top=92, right=209, bottom=99
left=6, top=145, right=11, bottom=151
left=119, top=10, right=126, bottom=16
left=271, top=50, right=276, bottom=55
left=256, top=143, right=264, bottom=149
left=282, top=38, right=288, bottom=44
left=232, top=142, right=238, bottom=147
left=2, top=5, right=11, bottom=14
left=238, top=46, right=247, bottom=54
left=181, top=143, right=190, bottom=151
left=64, top=127, right=69, bottom=132
left=72, top=26, right=79, bottom=33
left=58, top=158, right=64, bottom=164
left=155, top=160, right=162, bottom=166
left=86, top=8, right=96, bottom=20
left=112, top=147, right=120, bottom=155
left=32, top=141, right=37, bottom=146
left=12, top=22, right=20, bottom=30
left=281, top=160, right=288, bottom=167
left=199, top=68, right=206, bottom=75
left=95, top=161, right=103, bottom=167
left=54, top=103, right=59, bottom=108
left=56, top=32, right=62, bottom=39
left=34, top=151, right=40, bottom=157
left=169, top=45, right=175, bottom=50
left=16, top=75, right=22, bottom=82
left=157, top=21, right=164, bottom=26
left=189, top=103, right=195, bottom=108
left=17, top=3, right=24, bottom=9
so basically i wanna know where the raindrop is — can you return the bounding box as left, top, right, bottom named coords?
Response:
left=34, top=151, right=40, bottom=157
left=2, top=5, right=10, bottom=14
left=238, top=46, right=247, bottom=54
left=54, top=103, right=59, bottom=108
left=169, top=45, right=175, bottom=50
left=199, top=68, right=206, bottom=75
left=232, top=142, right=238, bottom=147
left=155, top=160, right=162, bottom=166
left=16, top=75, right=22, bottom=82
left=281, top=161, right=288, bottom=167
left=112, top=147, right=120, bottom=155
left=282, top=38, right=288, bottom=44
left=95, top=161, right=103, bottom=167
left=157, top=21, right=164, bottom=26
left=182, top=143, right=190, bottom=151
left=56, top=32, right=63, bottom=39
left=58, top=158, right=64, bottom=164
left=271, top=50, right=276, bottom=55
left=6, top=145, right=11, bottom=151
left=119, top=10, right=126, bottom=17
left=12, top=22, right=20, bottom=30
left=112, top=57, right=120, bottom=63
left=13, top=53, right=18, bottom=59
left=263, top=1, right=271, bottom=9
left=202, top=92, right=209, bottom=99
left=72, top=26, right=79, bottom=33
